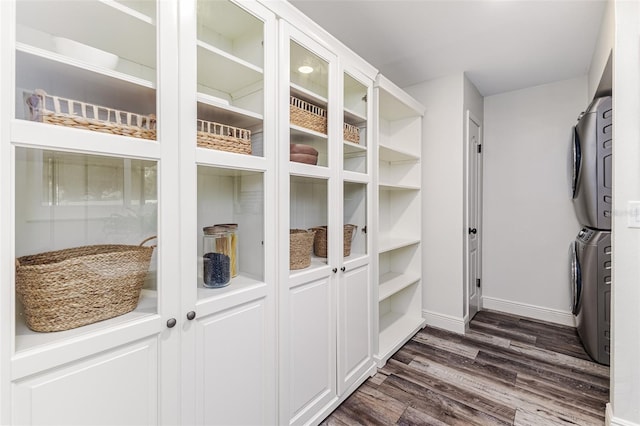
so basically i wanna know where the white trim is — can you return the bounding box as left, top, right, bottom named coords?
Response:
left=481, top=296, right=575, bottom=327
left=607, top=403, right=640, bottom=426
left=422, top=310, right=466, bottom=334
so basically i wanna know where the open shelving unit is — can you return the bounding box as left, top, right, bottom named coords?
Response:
left=374, top=74, right=425, bottom=367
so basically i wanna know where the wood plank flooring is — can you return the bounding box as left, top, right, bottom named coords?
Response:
left=321, top=310, right=610, bottom=426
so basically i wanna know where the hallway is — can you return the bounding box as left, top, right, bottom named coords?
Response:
left=322, top=310, right=609, bottom=425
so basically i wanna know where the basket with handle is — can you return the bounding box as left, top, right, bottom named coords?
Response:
left=15, top=236, right=157, bottom=332
left=196, top=119, right=252, bottom=155
left=290, top=229, right=316, bottom=270
left=310, top=224, right=358, bottom=258
left=25, top=89, right=157, bottom=141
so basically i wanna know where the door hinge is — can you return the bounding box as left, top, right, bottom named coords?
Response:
left=362, top=94, right=368, bottom=102
left=477, top=144, right=482, bottom=154
left=476, top=278, right=481, bottom=288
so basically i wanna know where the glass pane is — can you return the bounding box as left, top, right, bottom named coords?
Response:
left=197, top=166, right=265, bottom=295
left=343, top=73, right=367, bottom=173
left=290, top=176, right=328, bottom=270
left=15, top=148, right=158, bottom=346
left=289, top=42, right=328, bottom=167
left=197, top=0, right=264, bottom=157
left=290, top=42, right=328, bottom=99
left=16, top=1, right=157, bottom=139
left=344, top=182, right=367, bottom=258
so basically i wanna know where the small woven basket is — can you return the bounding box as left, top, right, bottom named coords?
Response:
left=290, top=96, right=327, bottom=134
left=197, top=119, right=252, bottom=155
left=15, top=236, right=157, bottom=332
left=343, top=123, right=360, bottom=144
left=25, top=89, right=156, bottom=141
left=290, top=229, right=316, bottom=270
left=311, top=224, right=358, bottom=258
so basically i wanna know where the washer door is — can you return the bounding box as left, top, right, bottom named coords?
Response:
left=570, top=241, right=582, bottom=315
left=572, top=126, right=582, bottom=199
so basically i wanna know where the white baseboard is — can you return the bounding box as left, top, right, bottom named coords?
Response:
left=481, top=296, right=575, bottom=327
left=606, top=403, right=640, bottom=426
left=422, top=309, right=466, bottom=334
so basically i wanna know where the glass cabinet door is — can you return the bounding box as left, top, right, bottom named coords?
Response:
left=181, top=1, right=277, bottom=425
left=6, top=2, right=175, bottom=423
left=343, top=73, right=368, bottom=174
left=12, top=0, right=161, bottom=352
left=342, top=69, right=372, bottom=261
left=191, top=0, right=274, bottom=302
left=280, top=21, right=340, bottom=426
left=343, top=181, right=368, bottom=260
left=196, top=0, right=266, bottom=157
left=289, top=41, right=330, bottom=168
left=288, top=38, right=333, bottom=269
left=14, top=148, right=159, bottom=351
left=16, top=0, right=157, bottom=137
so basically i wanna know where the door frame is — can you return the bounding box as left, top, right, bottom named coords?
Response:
left=464, top=110, right=483, bottom=324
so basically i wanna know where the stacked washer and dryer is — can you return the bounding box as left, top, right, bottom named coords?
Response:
left=570, top=95, right=612, bottom=365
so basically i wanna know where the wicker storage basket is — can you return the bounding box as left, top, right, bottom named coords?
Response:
left=197, top=119, right=252, bottom=155
left=311, top=224, right=357, bottom=258
left=25, top=89, right=156, bottom=141
left=290, top=96, right=327, bottom=134
left=15, top=236, right=157, bottom=332
left=290, top=229, right=316, bottom=270
left=343, top=123, right=360, bottom=144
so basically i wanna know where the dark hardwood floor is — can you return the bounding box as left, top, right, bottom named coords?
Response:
left=321, top=310, right=610, bottom=426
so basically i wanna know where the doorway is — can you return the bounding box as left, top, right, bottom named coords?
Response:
left=466, top=111, right=482, bottom=321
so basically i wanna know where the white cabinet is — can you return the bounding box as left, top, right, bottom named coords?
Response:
left=12, top=338, right=159, bottom=425
left=337, top=262, right=371, bottom=393
left=2, top=0, right=180, bottom=424
left=373, top=75, right=426, bottom=367
left=2, top=0, right=277, bottom=424
left=279, top=24, right=338, bottom=426
left=178, top=1, right=278, bottom=424
left=277, top=20, right=376, bottom=426
left=1, top=1, right=422, bottom=424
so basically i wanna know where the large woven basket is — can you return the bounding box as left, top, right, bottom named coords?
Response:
left=25, top=89, right=156, bottom=141
left=343, top=123, right=360, bottom=144
left=290, top=229, right=316, bottom=270
left=197, top=119, right=252, bottom=155
left=311, top=224, right=358, bottom=258
left=15, top=236, right=157, bottom=332
left=290, top=96, right=327, bottom=134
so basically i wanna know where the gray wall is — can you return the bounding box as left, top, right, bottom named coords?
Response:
left=482, top=76, right=587, bottom=324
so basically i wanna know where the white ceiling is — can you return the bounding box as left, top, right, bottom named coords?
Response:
left=288, top=0, right=607, bottom=96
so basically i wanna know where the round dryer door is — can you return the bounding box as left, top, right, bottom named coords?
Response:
left=570, top=241, right=582, bottom=315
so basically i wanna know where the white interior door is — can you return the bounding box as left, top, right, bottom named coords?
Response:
left=466, top=111, right=482, bottom=320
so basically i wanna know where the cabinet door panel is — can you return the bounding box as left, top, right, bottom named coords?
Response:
left=195, top=298, right=271, bottom=426
left=289, top=277, right=335, bottom=423
left=338, top=264, right=372, bottom=394
left=12, top=338, right=158, bottom=426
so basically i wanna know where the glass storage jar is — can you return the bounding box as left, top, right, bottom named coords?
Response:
left=202, top=226, right=231, bottom=288
left=216, top=223, right=238, bottom=278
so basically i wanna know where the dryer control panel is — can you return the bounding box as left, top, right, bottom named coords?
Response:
left=578, top=227, right=595, bottom=243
